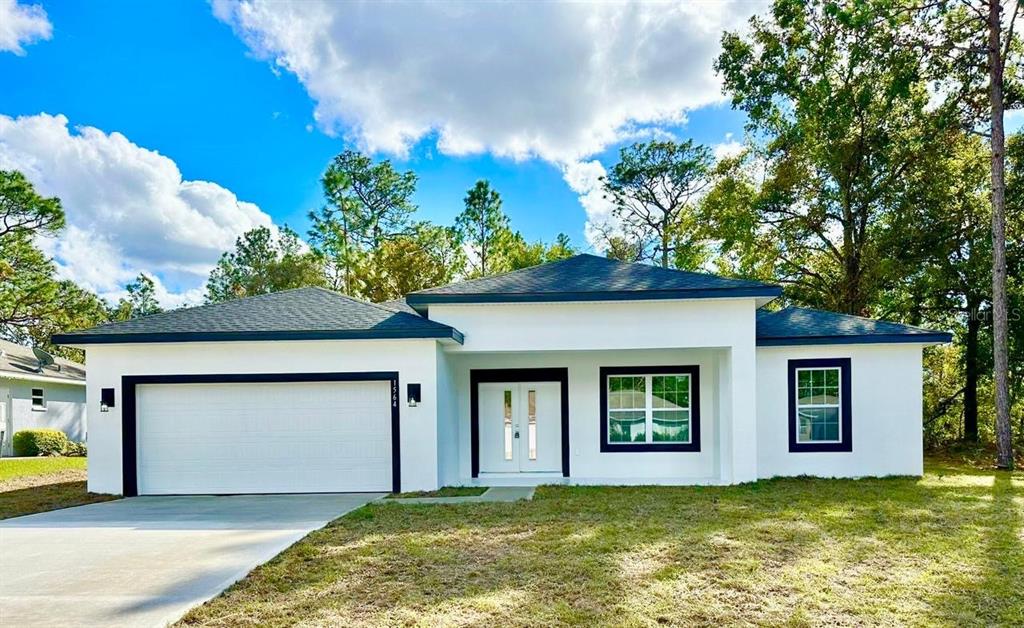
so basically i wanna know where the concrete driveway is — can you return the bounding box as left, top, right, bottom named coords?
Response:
left=0, top=493, right=382, bottom=627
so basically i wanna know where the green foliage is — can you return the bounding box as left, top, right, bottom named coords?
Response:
left=63, top=441, right=87, bottom=457
left=456, top=180, right=511, bottom=276
left=716, top=0, right=938, bottom=314
left=13, top=429, right=69, bottom=457
left=361, top=223, right=466, bottom=302
left=205, top=226, right=325, bottom=303
left=0, top=173, right=109, bottom=359
left=321, top=150, right=417, bottom=249
left=309, top=151, right=424, bottom=296
left=111, top=274, right=163, bottom=321
left=910, top=1, right=1023, bottom=126
left=601, top=140, right=714, bottom=269
left=0, top=170, right=64, bottom=238
left=500, top=231, right=578, bottom=272
left=599, top=230, right=645, bottom=264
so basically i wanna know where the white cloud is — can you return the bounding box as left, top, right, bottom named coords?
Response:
left=713, top=133, right=744, bottom=160
left=0, top=0, right=51, bottom=55
left=562, top=160, right=616, bottom=251
left=0, top=113, right=274, bottom=305
left=214, top=0, right=764, bottom=163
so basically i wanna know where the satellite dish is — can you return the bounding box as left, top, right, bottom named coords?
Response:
left=32, top=347, right=57, bottom=373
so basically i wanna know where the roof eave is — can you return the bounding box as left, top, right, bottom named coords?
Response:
left=756, top=333, right=953, bottom=347
left=407, top=286, right=783, bottom=308
left=52, top=327, right=465, bottom=346
left=0, top=371, right=86, bottom=386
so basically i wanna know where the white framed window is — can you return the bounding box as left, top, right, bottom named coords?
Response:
left=31, top=388, right=45, bottom=411
left=794, top=367, right=841, bottom=443
left=601, top=366, right=701, bottom=452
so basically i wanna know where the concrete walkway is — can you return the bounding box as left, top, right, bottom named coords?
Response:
left=387, top=486, right=535, bottom=505
left=0, top=493, right=381, bottom=627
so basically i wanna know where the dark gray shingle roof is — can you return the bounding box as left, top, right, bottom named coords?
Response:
left=53, top=287, right=462, bottom=345
left=378, top=298, right=421, bottom=316
left=756, top=306, right=952, bottom=346
left=406, top=254, right=780, bottom=308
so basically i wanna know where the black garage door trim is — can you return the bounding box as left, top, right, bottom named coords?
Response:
left=121, top=371, right=401, bottom=497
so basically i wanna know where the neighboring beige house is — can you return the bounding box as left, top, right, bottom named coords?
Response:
left=0, top=340, right=86, bottom=456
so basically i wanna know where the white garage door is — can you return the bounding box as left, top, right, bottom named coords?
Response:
left=136, top=380, right=393, bottom=495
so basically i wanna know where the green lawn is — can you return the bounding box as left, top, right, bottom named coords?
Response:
left=0, top=456, right=87, bottom=481
left=181, top=457, right=1024, bottom=627
left=0, top=457, right=115, bottom=519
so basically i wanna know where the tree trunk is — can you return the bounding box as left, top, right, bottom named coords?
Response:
left=661, top=225, right=670, bottom=268
left=479, top=219, right=487, bottom=276
left=989, top=0, right=1013, bottom=468
left=841, top=212, right=861, bottom=315
left=964, top=297, right=981, bottom=442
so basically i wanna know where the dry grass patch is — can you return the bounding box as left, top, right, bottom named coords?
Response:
left=386, top=486, right=488, bottom=499
left=181, top=459, right=1024, bottom=627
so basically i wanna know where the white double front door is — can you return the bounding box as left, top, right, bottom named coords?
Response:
left=479, top=381, right=561, bottom=473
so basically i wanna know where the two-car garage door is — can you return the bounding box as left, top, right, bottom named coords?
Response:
left=135, top=380, right=393, bottom=495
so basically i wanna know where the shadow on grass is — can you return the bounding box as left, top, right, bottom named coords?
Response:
left=924, top=470, right=1024, bottom=625
left=0, top=480, right=115, bottom=520
left=180, top=466, right=1024, bottom=626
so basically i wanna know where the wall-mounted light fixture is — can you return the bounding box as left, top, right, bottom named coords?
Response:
left=100, top=388, right=115, bottom=413
left=407, top=383, right=421, bottom=407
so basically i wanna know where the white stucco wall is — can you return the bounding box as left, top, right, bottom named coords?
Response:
left=80, top=339, right=441, bottom=495
left=756, top=343, right=925, bottom=479
left=73, top=298, right=930, bottom=493
left=429, top=299, right=756, bottom=353
left=435, top=345, right=459, bottom=487
left=0, top=378, right=86, bottom=454
left=440, top=349, right=725, bottom=485
left=431, top=298, right=760, bottom=484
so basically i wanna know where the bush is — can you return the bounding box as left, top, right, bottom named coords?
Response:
left=12, top=429, right=69, bottom=457
left=63, top=441, right=87, bottom=457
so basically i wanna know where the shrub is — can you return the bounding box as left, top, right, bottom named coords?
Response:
left=63, top=441, right=87, bottom=457
left=12, top=429, right=69, bottom=457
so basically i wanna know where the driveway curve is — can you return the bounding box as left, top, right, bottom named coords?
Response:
left=0, top=493, right=381, bottom=627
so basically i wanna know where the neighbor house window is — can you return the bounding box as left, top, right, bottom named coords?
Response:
left=788, top=358, right=852, bottom=452
left=31, top=388, right=45, bottom=410
left=600, top=366, right=700, bottom=453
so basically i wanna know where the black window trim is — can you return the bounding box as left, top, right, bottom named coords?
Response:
left=599, top=365, right=701, bottom=453
left=787, top=357, right=852, bottom=453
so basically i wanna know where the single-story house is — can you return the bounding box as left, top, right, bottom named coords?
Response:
left=53, top=254, right=951, bottom=496
left=0, top=339, right=87, bottom=456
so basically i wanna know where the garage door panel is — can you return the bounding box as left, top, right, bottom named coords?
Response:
left=136, top=380, right=393, bottom=494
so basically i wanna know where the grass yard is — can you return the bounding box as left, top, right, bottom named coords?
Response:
left=387, top=486, right=489, bottom=499
left=0, top=457, right=115, bottom=519
left=181, top=457, right=1024, bottom=627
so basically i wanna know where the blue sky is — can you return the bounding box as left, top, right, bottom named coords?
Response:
left=2, top=1, right=746, bottom=232
left=19, top=0, right=988, bottom=305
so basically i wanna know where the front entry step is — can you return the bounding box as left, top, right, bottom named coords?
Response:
left=475, top=472, right=567, bottom=486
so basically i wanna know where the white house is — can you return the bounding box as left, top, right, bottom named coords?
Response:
left=53, top=255, right=950, bottom=496
left=0, top=339, right=87, bottom=456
